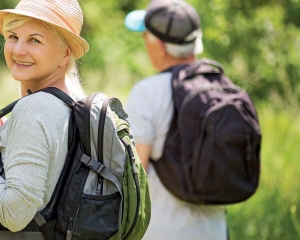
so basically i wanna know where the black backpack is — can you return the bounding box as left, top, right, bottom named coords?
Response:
left=152, top=58, right=261, bottom=205
left=0, top=88, right=151, bottom=240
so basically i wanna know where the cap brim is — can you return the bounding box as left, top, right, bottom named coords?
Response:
left=124, top=10, right=146, bottom=32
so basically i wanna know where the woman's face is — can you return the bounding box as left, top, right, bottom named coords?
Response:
left=4, top=19, right=68, bottom=85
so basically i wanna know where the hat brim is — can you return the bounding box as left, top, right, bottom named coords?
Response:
left=124, top=10, right=146, bottom=32
left=0, top=9, right=89, bottom=59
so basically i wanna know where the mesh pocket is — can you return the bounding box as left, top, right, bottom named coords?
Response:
left=72, top=192, right=121, bottom=240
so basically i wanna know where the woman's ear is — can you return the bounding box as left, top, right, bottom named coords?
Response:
left=59, top=47, right=72, bottom=67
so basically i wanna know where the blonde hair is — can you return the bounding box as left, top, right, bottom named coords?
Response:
left=147, top=30, right=203, bottom=59
left=3, top=13, right=85, bottom=100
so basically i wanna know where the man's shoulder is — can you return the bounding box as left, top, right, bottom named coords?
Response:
left=134, top=71, right=172, bottom=90
left=127, top=71, right=173, bottom=105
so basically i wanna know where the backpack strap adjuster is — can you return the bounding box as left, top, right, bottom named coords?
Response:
left=80, top=154, right=105, bottom=174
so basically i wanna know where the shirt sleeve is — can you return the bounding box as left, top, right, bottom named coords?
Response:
left=126, top=73, right=174, bottom=160
left=0, top=176, right=5, bottom=184
left=126, top=82, right=156, bottom=145
left=0, top=94, right=67, bottom=231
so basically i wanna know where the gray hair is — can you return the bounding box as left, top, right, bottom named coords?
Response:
left=147, top=30, right=203, bottom=59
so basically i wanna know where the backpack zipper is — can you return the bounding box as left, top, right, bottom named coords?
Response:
left=84, top=93, right=105, bottom=194
left=191, top=102, right=259, bottom=186
left=66, top=203, right=81, bottom=240
left=238, top=104, right=260, bottom=133
left=66, top=158, right=89, bottom=239
left=178, top=87, right=260, bottom=135
left=66, top=218, right=74, bottom=240
left=178, top=86, right=239, bottom=116
left=83, top=93, right=99, bottom=157
left=200, top=101, right=259, bottom=134
left=97, top=96, right=115, bottom=195
left=98, top=97, right=117, bottom=163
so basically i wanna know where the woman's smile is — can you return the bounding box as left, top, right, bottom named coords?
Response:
left=14, top=61, right=35, bottom=66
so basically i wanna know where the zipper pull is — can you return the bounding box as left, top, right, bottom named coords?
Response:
left=66, top=217, right=74, bottom=240
left=66, top=230, right=72, bottom=240
left=96, top=177, right=103, bottom=195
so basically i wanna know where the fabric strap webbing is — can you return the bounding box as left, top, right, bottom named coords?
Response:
left=33, top=212, right=46, bottom=227
left=0, top=231, right=44, bottom=240
left=80, top=154, right=123, bottom=197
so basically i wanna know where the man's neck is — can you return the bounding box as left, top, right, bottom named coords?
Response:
left=158, top=55, right=196, bottom=72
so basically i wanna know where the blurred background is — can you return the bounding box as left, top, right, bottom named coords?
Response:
left=0, top=0, right=300, bottom=239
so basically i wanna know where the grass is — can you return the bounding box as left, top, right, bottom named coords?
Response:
left=0, top=71, right=299, bottom=240
left=227, top=101, right=300, bottom=240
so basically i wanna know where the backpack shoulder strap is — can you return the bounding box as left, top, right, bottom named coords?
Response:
left=39, top=87, right=74, bottom=107
left=0, top=100, right=19, bottom=119
left=0, top=87, right=74, bottom=119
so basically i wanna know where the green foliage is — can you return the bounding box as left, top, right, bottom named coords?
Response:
left=188, top=0, right=300, bottom=104
left=80, top=0, right=300, bottom=104
left=227, top=102, right=300, bottom=239
left=0, top=1, right=300, bottom=239
left=0, top=0, right=299, bottom=103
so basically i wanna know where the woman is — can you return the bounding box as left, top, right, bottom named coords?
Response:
left=0, top=0, right=89, bottom=236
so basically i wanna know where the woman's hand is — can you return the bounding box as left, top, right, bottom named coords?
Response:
left=0, top=117, right=7, bottom=127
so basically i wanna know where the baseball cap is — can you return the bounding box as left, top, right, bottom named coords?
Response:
left=124, top=0, right=201, bottom=45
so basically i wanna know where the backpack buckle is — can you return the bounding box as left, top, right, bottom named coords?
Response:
left=80, top=154, right=105, bottom=174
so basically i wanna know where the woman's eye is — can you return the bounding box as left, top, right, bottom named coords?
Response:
left=7, top=35, right=17, bottom=40
left=30, top=38, right=41, bottom=44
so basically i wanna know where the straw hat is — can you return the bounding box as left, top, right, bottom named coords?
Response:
left=0, top=0, right=89, bottom=59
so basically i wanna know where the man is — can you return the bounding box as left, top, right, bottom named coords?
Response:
left=125, top=0, right=228, bottom=239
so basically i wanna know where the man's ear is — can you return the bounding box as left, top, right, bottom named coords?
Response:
left=59, top=47, right=72, bottom=67
left=157, top=39, right=167, bottom=56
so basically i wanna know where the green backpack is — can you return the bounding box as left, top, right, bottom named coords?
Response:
left=0, top=87, right=151, bottom=240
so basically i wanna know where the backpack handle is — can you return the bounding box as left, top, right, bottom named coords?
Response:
left=185, top=58, right=224, bottom=78
left=173, top=58, right=224, bottom=84
left=199, top=58, right=224, bottom=73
